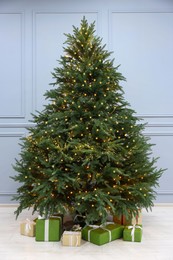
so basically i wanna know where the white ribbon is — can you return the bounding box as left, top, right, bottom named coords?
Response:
left=101, top=223, right=114, bottom=242
left=38, top=215, right=45, bottom=219
left=44, top=219, right=49, bottom=241
left=128, top=224, right=142, bottom=242
left=38, top=215, right=49, bottom=241
left=24, top=218, right=32, bottom=235
left=88, top=224, right=112, bottom=242
left=88, top=225, right=100, bottom=242
left=101, top=227, right=112, bottom=242
left=103, top=221, right=115, bottom=225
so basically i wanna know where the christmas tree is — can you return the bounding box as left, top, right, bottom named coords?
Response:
left=12, top=17, right=164, bottom=224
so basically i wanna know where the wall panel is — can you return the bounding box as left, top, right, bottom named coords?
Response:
left=0, top=132, right=25, bottom=201
left=0, top=13, right=24, bottom=118
left=144, top=132, right=173, bottom=201
left=109, top=12, right=173, bottom=118
left=0, top=0, right=173, bottom=204
left=33, top=12, right=99, bottom=112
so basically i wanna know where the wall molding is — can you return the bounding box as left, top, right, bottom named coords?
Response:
left=145, top=123, right=173, bottom=128
left=0, top=11, right=25, bottom=118
left=0, top=132, right=25, bottom=137
left=0, top=123, right=35, bottom=128
left=137, top=114, right=173, bottom=119
left=110, top=11, right=173, bottom=13
left=157, top=190, right=173, bottom=195
left=144, top=132, right=173, bottom=137
left=0, top=204, right=19, bottom=207
left=0, top=192, right=17, bottom=196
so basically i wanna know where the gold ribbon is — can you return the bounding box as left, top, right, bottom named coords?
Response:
left=128, top=224, right=142, bottom=242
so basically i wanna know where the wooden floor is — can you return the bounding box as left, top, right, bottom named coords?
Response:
left=0, top=204, right=173, bottom=260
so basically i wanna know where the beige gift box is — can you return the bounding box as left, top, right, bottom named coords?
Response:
left=61, top=231, right=81, bottom=246
left=20, top=219, right=36, bottom=237
left=123, top=210, right=142, bottom=225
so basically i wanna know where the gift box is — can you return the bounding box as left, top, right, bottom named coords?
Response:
left=113, top=215, right=123, bottom=225
left=20, top=219, right=36, bottom=237
left=61, top=231, right=81, bottom=246
left=35, top=216, right=62, bottom=241
left=123, top=224, right=142, bottom=242
left=123, top=210, right=142, bottom=225
left=82, top=223, right=124, bottom=246
left=113, top=209, right=142, bottom=226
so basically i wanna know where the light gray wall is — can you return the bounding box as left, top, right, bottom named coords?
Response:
left=0, top=0, right=173, bottom=203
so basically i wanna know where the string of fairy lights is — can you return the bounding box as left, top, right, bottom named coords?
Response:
left=13, top=19, right=162, bottom=221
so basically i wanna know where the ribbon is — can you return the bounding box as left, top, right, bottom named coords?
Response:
left=128, top=224, right=142, bottom=242
left=44, top=219, right=49, bottom=241
left=88, top=225, right=99, bottom=242
left=103, top=221, right=115, bottom=225
left=24, top=219, right=33, bottom=235
left=88, top=224, right=112, bottom=242
left=101, top=223, right=114, bottom=242
left=38, top=215, right=45, bottom=219
left=38, top=215, right=49, bottom=241
left=72, top=224, right=82, bottom=231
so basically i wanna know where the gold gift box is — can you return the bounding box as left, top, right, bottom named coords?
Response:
left=20, top=219, right=36, bottom=237
left=123, top=210, right=142, bottom=225
left=61, top=231, right=81, bottom=246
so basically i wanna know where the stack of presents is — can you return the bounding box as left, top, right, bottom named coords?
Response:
left=20, top=210, right=142, bottom=246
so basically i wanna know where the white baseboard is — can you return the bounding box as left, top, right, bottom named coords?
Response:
left=0, top=204, right=19, bottom=207
left=154, top=203, right=173, bottom=207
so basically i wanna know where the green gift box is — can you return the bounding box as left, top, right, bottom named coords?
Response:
left=36, top=216, right=62, bottom=241
left=82, top=223, right=124, bottom=246
left=123, top=224, right=142, bottom=242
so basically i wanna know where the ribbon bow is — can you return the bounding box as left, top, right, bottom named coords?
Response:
left=102, top=221, right=115, bottom=225
left=38, top=215, right=45, bottom=219
left=24, top=218, right=34, bottom=235
left=128, top=224, right=142, bottom=242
